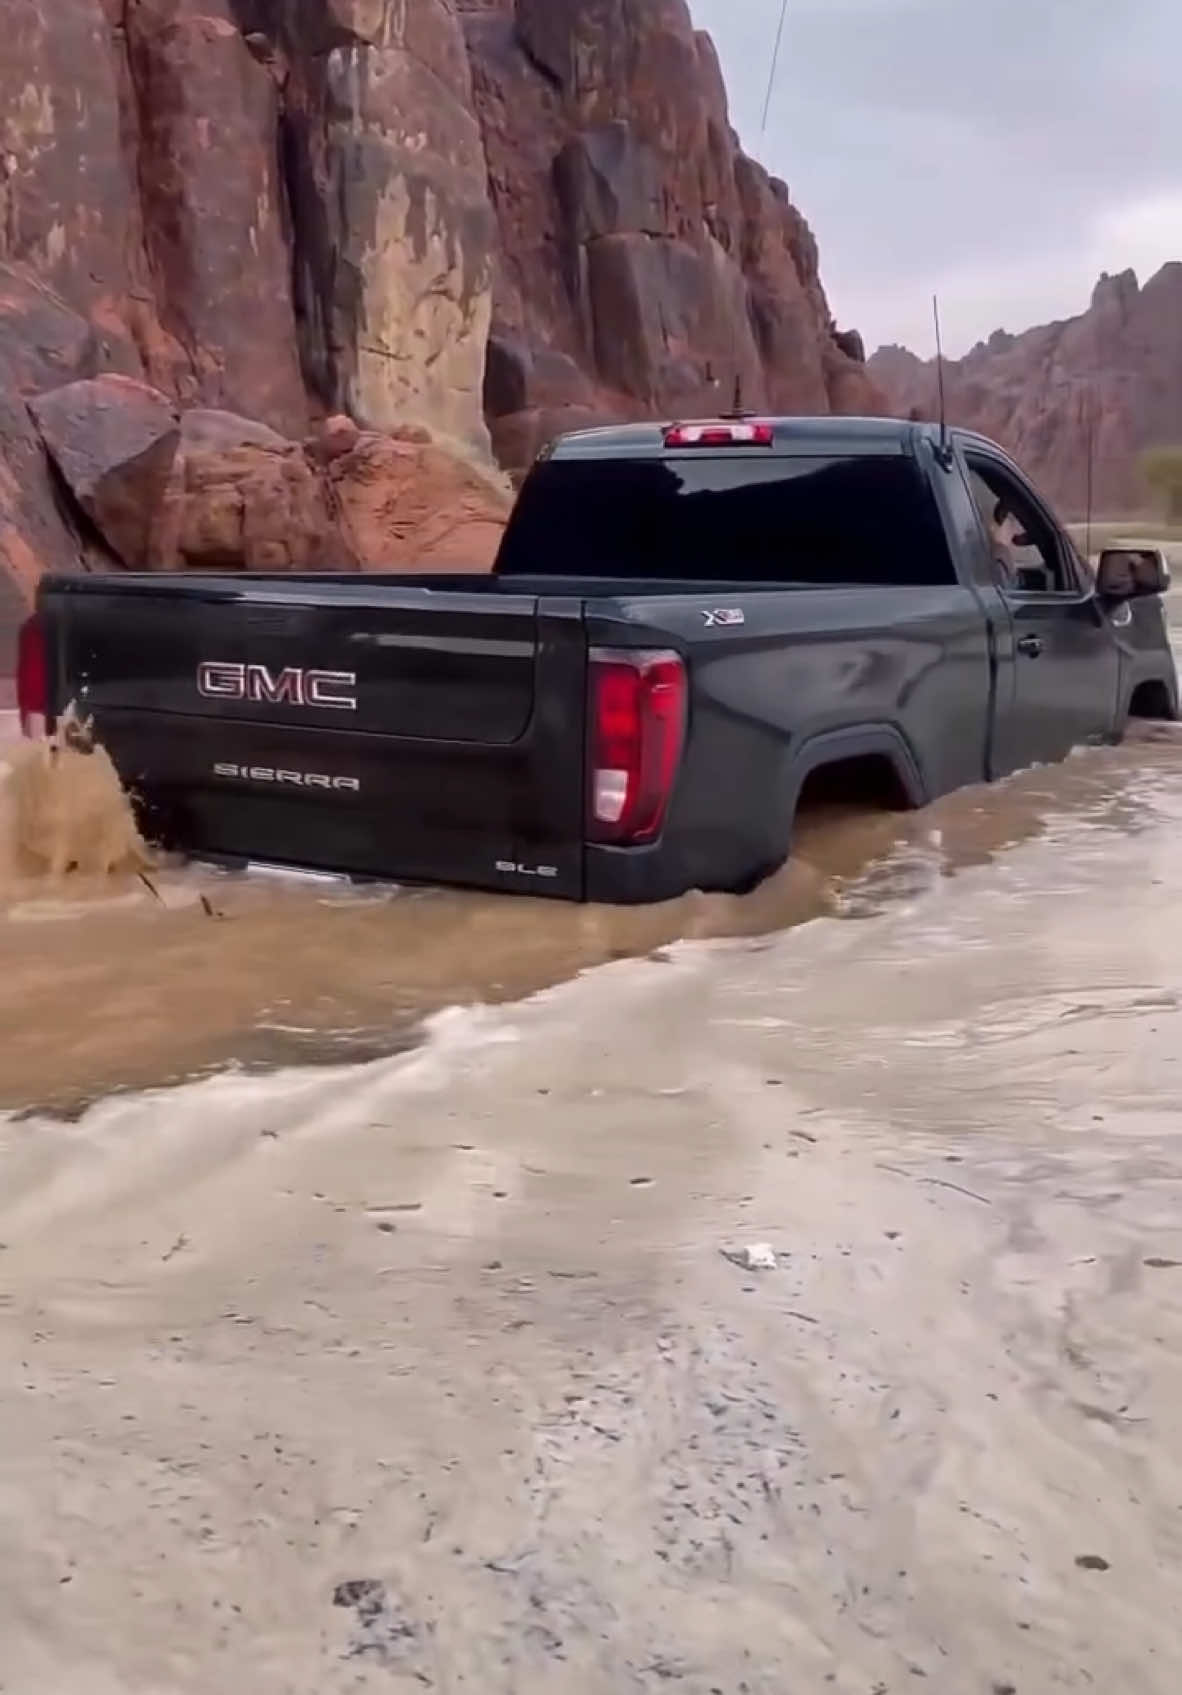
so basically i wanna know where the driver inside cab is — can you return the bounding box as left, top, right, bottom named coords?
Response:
left=989, top=498, right=1028, bottom=587
left=968, top=468, right=1041, bottom=589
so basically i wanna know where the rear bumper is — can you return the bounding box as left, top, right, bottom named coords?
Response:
left=149, top=816, right=695, bottom=907
left=585, top=841, right=698, bottom=905
left=165, top=833, right=688, bottom=906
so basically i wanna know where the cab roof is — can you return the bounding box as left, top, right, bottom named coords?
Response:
left=547, top=415, right=1003, bottom=462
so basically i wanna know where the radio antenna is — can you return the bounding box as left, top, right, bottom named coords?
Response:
left=1084, top=386, right=1097, bottom=562
left=729, top=372, right=752, bottom=418
left=760, top=0, right=790, bottom=136
left=932, top=293, right=952, bottom=466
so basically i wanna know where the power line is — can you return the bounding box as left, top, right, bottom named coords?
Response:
left=760, top=0, right=790, bottom=136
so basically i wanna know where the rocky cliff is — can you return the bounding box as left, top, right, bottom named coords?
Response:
left=459, top=0, right=881, bottom=471
left=1, top=0, right=880, bottom=670
left=868, top=265, right=1182, bottom=519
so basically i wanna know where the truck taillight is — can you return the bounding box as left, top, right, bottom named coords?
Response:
left=588, top=649, right=687, bottom=846
left=16, top=614, right=47, bottom=739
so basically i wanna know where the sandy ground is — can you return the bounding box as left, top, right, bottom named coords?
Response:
left=4, top=726, right=1182, bottom=1690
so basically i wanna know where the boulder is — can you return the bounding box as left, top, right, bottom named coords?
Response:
left=148, top=411, right=508, bottom=573
left=176, top=409, right=292, bottom=455
left=329, top=426, right=512, bottom=569
left=0, top=270, right=122, bottom=667
left=28, top=376, right=181, bottom=568
left=0, top=391, right=88, bottom=599
left=159, top=433, right=344, bottom=574
left=305, top=414, right=363, bottom=466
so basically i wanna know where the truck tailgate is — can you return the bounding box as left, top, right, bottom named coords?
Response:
left=51, top=581, right=589, bottom=897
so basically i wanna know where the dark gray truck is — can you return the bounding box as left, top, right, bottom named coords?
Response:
left=18, top=416, right=1177, bottom=903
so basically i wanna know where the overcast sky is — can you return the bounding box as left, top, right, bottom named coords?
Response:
left=690, top=0, right=1182, bottom=357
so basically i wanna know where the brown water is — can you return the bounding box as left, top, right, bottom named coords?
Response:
left=3, top=713, right=1182, bottom=1114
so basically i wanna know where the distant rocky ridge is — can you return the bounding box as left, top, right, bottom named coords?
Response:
left=869, top=265, right=1182, bottom=518
left=0, top=0, right=880, bottom=670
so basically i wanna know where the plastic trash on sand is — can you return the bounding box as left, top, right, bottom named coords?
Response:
left=722, top=1242, right=778, bottom=1271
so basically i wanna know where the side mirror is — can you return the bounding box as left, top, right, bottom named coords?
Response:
left=1096, top=546, right=1170, bottom=601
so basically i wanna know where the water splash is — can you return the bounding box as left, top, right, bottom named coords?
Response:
left=0, top=704, right=150, bottom=886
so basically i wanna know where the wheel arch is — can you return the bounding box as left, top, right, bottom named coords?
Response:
left=781, top=724, right=927, bottom=845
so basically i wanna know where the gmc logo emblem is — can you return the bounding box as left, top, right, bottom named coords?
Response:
left=196, top=661, right=357, bottom=712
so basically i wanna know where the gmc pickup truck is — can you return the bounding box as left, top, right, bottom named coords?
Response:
left=17, top=416, right=1177, bottom=903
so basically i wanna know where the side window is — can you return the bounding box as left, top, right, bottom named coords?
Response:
left=964, top=456, right=1076, bottom=594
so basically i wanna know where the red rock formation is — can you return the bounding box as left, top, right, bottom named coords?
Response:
left=155, top=407, right=344, bottom=572
left=0, top=0, right=881, bottom=667
left=24, top=384, right=511, bottom=574
left=30, top=376, right=180, bottom=568
left=460, top=0, right=882, bottom=473
left=868, top=265, right=1182, bottom=518
left=0, top=264, right=129, bottom=664
left=151, top=414, right=511, bottom=574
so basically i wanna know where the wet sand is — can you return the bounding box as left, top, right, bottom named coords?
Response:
left=3, top=721, right=1182, bottom=1688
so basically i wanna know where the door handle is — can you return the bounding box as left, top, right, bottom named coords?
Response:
left=1016, top=634, right=1043, bottom=658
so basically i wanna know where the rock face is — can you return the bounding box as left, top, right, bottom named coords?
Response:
left=1, top=0, right=881, bottom=671
left=229, top=0, right=496, bottom=448
left=461, top=0, right=883, bottom=473
left=868, top=265, right=1182, bottom=518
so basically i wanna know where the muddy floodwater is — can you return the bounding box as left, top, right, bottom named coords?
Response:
left=3, top=711, right=1182, bottom=1690
left=0, top=715, right=1181, bottom=1115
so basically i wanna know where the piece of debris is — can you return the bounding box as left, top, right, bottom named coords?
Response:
left=722, top=1242, right=778, bottom=1271
left=921, top=1176, right=992, bottom=1204
left=333, top=1578, right=386, bottom=1620
left=1074, top=1554, right=1110, bottom=1572
left=1144, top=1256, right=1181, bottom=1269
left=161, top=1233, right=188, bottom=1263
left=331, top=1577, right=418, bottom=1665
